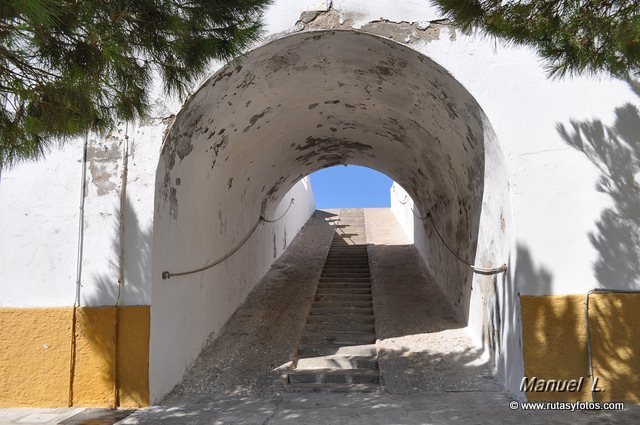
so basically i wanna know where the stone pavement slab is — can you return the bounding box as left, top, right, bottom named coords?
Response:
left=114, top=392, right=640, bottom=424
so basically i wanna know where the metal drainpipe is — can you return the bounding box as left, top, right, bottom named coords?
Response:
left=68, top=131, right=89, bottom=406
left=113, top=123, right=131, bottom=407
left=584, top=288, right=640, bottom=403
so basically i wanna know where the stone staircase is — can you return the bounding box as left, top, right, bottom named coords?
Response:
left=288, top=209, right=379, bottom=392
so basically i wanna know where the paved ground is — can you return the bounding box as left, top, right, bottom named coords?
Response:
left=3, top=393, right=639, bottom=425
left=2, top=209, right=639, bottom=424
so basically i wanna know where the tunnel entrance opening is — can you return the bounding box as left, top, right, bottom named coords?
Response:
left=150, top=30, right=512, bottom=401
left=309, top=165, right=393, bottom=209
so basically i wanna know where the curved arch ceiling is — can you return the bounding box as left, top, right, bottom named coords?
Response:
left=157, top=30, right=496, bottom=299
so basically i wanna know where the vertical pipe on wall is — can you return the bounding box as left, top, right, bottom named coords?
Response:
left=584, top=288, right=640, bottom=403
left=113, top=123, right=131, bottom=407
left=68, top=131, right=89, bottom=406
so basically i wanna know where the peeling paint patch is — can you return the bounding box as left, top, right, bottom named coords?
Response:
left=212, top=64, right=242, bottom=84
left=294, top=136, right=374, bottom=165
left=272, top=231, right=277, bottom=258
left=360, top=19, right=453, bottom=44
left=169, top=187, right=178, bottom=220
left=295, top=8, right=454, bottom=45
left=87, top=140, right=122, bottom=196
left=176, top=137, right=193, bottom=161
left=283, top=228, right=287, bottom=250
left=243, top=108, right=272, bottom=133
left=210, top=134, right=230, bottom=169
left=266, top=176, right=287, bottom=201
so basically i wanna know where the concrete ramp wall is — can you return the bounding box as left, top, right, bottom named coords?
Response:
left=149, top=179, right=315, bottom=401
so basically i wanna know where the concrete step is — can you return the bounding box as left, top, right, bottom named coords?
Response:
left=319, top=277, right=370, bottom=283
left=318, top=276, right=371, bottom=286
left=322, top=268, right=370, bottom=273
left=324, top=260, right=368, bottom=264
left=324, top=260, right=369, bottom=265
left=302, top=328, right=376, bottom=337
left=288, top=368, right=379, bottom=384
left=320, top=275, right=370, bottom=280
left=313, top=300, right=373, bottom=308
left=322, top=267, right=369, bottom=271
left=316, top=285, right=371, bottom=290
left=326, top=252, right=368, bottom=257
left=317, top=282, right=371, bottom=289
left=284, top=382, right=379, bottom=393
left=326, top=249, right=367, bottom=252
left=302, top=327, right=375, bottom=337
left=315, top=294, right=372, bottom=301
left=321, top=267, right=370, bottom=272
left=324, top=257, right=369, bottom=261
left=304, top=323, right=375, bottom=333
left=301, top=333, right=376, bottom=345
left=310, top=306, right=373, bottom=315
left=297, top=343, right=377, bottom=358
left=318, top=280, right=371, bottom=286
left=325, top=256, right=369, bottom=267
left=296, top=355, right=378, bottom=370
left=319, top=276, right=370, bottom=280
left=315, top=288, right=372, bottom=296
left=324, top=258, right=369, bottom=263
left=307, top=315, right=374, bottom=325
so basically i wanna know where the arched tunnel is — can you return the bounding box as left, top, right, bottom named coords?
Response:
left=151, top=30, right=511, bottom=400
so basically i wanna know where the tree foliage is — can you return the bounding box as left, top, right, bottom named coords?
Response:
left=0, top=0, right=270, bottom=167
left=435, top=0, right=640, bottom=79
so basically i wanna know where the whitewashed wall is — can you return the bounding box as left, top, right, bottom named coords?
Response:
left=1, top=0, right=638, bottom=401
left=149, top=180, right=315, bottom=401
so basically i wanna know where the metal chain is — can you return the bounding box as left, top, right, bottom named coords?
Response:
left=396, top=192, right=507, bottom=275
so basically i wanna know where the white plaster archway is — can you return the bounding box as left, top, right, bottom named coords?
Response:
left=150, top=30, right=512, bottom=401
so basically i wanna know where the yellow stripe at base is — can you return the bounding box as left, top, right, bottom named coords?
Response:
left=0, top=306, right=149, bottom=407
left=520, top=294, right=640, bottom=403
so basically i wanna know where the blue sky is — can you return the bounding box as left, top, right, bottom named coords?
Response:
left=309, top=165, right=393, bottom=209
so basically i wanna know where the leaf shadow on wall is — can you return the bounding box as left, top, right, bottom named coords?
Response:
left=552, top=88, right=640, bottom=402
left=556, top=96, right=640, bottom=290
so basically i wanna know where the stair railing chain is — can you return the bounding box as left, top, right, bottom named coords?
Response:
left=162, top=198, right=295, bottom=280
left=396, top=192, right=507, bottom=275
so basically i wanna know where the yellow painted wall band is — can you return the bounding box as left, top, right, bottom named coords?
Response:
left=520, top=294, right=640, bottom=403
left=0, top=306, right=149, bottom=408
